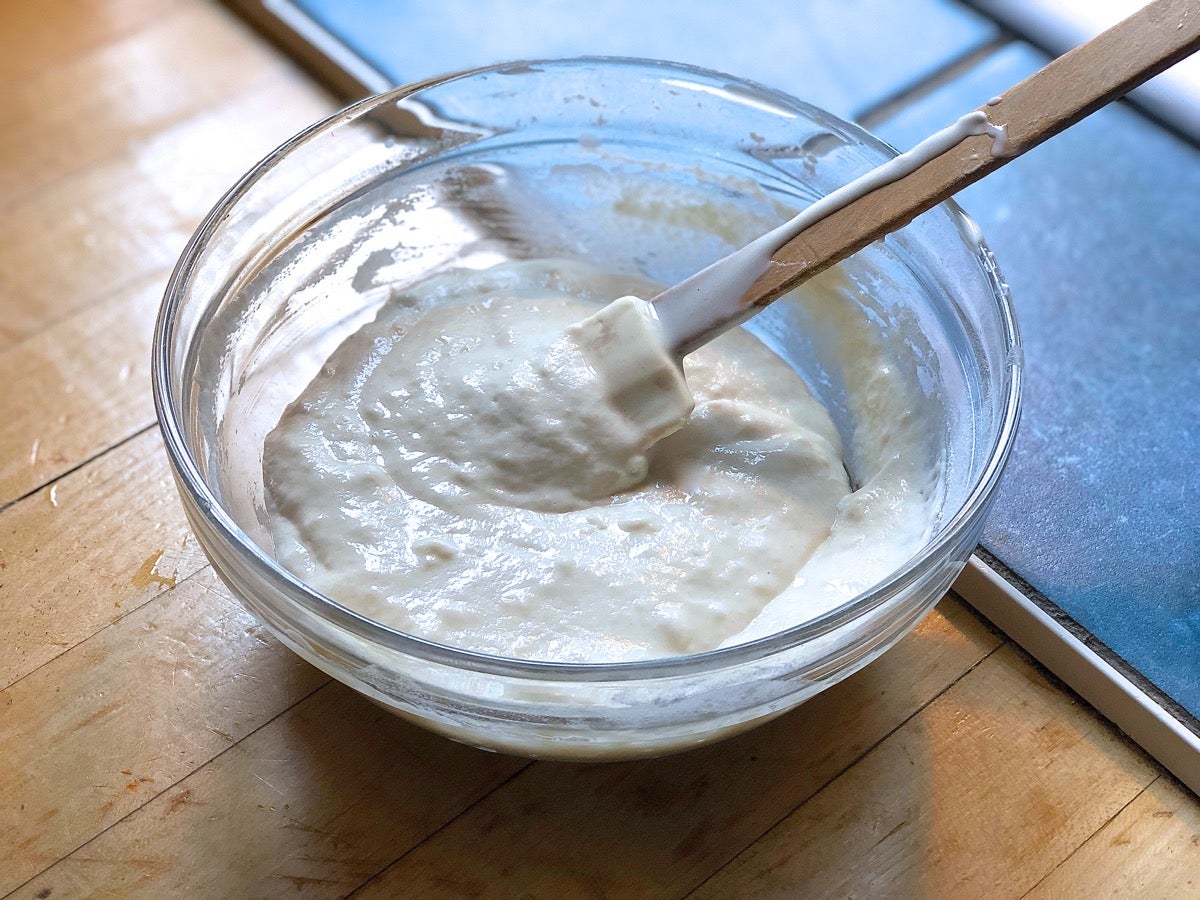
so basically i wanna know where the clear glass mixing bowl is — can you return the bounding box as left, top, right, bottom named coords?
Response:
left=153, top=58, right=1021, bottom=759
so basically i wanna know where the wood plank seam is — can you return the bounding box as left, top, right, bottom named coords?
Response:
left=680, top=637, right=1012, bottom=898
left=686, top=642, right=1164, bottom=897
left=0, top=69, right=335, bottom=350
left=344, top=762, right=537, bottom=898
left=0, top=265, right=167, bottom=356
left=3, top=675, right=334, bottom=897
left=6, top=2, right=1197, bottom=893
left=347, top=604, right=1003, bottom=898
left=0, top=548, right=199, bottom=695
left=1017, top=775, right=1163, bottom=898
left=952, top=590, right=1185, bottom=790
left=0, top=424, right=155, bottom=519
left=0, top=268, right=167, bottom=356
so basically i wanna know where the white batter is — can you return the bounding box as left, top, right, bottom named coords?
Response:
left=263, top=258, right=940, bottom=661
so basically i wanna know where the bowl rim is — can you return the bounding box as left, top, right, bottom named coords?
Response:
left=152, top=55, right=1022, bottom=681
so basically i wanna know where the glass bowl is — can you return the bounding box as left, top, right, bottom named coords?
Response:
left=153, top=58, right=1021, bottom=760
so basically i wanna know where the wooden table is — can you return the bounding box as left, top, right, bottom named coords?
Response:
left=2, top=2, right=1198, bottom=896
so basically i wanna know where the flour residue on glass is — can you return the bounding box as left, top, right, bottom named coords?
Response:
left=653, top=110, right=1009, bottom=354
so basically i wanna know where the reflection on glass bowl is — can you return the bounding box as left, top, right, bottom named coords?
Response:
left=153, top=58, right=1020, bottom=760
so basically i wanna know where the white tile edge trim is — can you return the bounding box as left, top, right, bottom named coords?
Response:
left=955, top=555, right=1200, bottom=797
left=230, top=0, right=394, bottom=98
left=967, top=0, right=1200, bottom=141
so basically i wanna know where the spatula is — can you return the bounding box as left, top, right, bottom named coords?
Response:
left=644, top=0, right=1200, bottom=356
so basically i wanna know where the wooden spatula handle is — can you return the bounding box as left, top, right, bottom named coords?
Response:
left=744, top=0, right=1200, bottom=313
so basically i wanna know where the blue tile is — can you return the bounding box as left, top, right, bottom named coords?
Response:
left=874, top=44, right=1200, bottom=719
left=968, top=0, right=1200, bottom=141
left=292, top=0, right=996, bottom=120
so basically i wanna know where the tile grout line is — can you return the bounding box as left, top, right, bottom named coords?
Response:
left=855, top=33, right=1012, bottom=129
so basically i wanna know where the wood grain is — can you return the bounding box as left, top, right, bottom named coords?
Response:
left=0, top=567, right=327, bottom=895
left=0, top=0, right=183, bottom=85
left=0, top=273, right=163, bottom=507
left=12, top=683, right=525, bottom=899
left=0, top=72, right=331, bottom=507
left=0, top=3, right=273, bottom=205
left=351, top=602, right=999, bottom=898
left=690, top=644, right=1161, bottom=899
left=0, top=64, right=332, bottom=349
left=1028, top=774, right=1200, bottom=896
left=0, top=430, right=209, bottom=690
